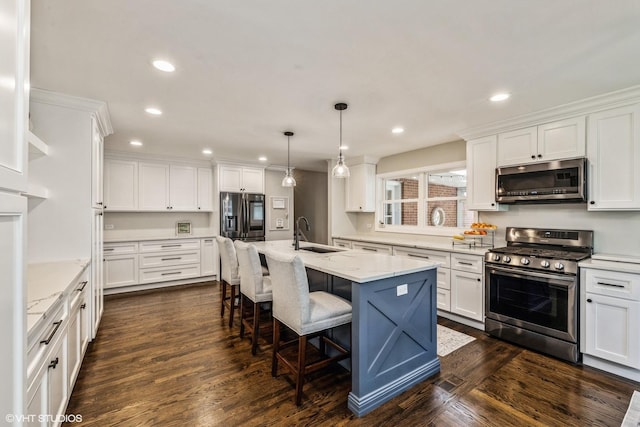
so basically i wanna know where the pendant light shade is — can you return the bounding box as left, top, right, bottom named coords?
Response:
left=282, top=131, right=296, bottom=187
left=331, top=102, right=350, bottom=178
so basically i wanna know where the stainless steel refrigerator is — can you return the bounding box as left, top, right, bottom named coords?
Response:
left=220, top=192, right=266, bottom=241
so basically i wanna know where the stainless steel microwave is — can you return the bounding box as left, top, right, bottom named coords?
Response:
left=496, top=157, right=587, bottom=204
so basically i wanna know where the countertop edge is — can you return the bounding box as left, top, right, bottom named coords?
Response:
left=104, top=235, right=217, bottom=243
left=332, top=234, right=490, bottom=256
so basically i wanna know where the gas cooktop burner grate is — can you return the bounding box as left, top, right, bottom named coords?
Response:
left=491, top=246, right=591, bottom=261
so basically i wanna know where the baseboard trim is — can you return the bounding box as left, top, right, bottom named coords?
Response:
left=104, top=275, right=217, bottom=295
left=437, top=311, right=484, bottom=330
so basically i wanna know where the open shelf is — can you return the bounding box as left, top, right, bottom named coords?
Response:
left=28, top=130, right=49, bottom=159
left=24, top=182, right=49, bottom=199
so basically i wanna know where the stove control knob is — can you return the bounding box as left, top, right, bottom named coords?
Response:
left=520, top=258, right=530, bottom=265
left=503, top=256, right=511, bottom=263
left=540, top=260, right=550, bottom=268
left=554, top=262, right=565, bottom=270
left=493, top=254, right=501, bottom=262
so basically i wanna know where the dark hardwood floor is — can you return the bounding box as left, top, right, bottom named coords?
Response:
left=65, top=282, right=638, bottom=426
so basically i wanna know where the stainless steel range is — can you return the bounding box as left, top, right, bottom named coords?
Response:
left=485, top=227, right=593, bottom=363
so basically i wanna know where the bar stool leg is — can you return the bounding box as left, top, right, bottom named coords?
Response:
left=229, top=285, right=237, bottom=328
left=220, top=281, right=227, bottom=318
left=295, top=335, right=307, bottom=406
left=251, top=301, right=260, bottom=355
left=272, top=318, right=280, bottom=377
left=239, top=294, right=246, bottom=338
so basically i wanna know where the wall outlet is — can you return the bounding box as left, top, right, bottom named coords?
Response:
left=104, top=224, right=115, bottom=230
left=396, top=284, right=408, bottom=296
left=366, top=223, right=372, bottom=229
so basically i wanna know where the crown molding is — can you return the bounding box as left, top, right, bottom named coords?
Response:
left=104, top=149, right=213, bottom=168
left=458, top=85, right=640, bottom=141
left=30, top=88, right=114, bottom=137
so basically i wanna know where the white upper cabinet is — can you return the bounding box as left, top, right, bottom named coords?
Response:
left=219, top=164, right=264, bottom=193
left=169, top=165, right=197, bottom=211
left=138, top=162, right=170, bottom=210
left=0, top=0, right=29, bottom=193
left=587, top=104, right=640, bottom=210
left=345, top=163, right=376, bottom=212
left=467, top=135, right=506, bottom=211
left=104, top=159, right=138, bottom=211
left=497, top=117, right=585, bottom=166
left=197, top=167, right=213, bottom=211
left=91, top=117, right=104, bottom=209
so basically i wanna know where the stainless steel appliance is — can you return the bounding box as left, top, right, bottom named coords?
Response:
left=496, top=157, right=587, bottom=204
left=220, top=192, right=265, bottom=241
left=485, top=227, right=593, bottom=363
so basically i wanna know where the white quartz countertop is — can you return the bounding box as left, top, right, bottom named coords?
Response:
left=27, top=259, right=90, bottom=333
left=104, top=234, right=216, bottom=243
left=333, top=233, right=491, bottom=256
left=579, top=257, right=640, bottom=274
left=252, top=240, right=438, bottom=283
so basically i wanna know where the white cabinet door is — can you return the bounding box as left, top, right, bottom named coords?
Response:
left=26, top=367, right=45, bottom=426
left=351, top=241, right=393, bottom=254
left=79, top=289, right=90, bottom=355
left=467, top=135, right=505, bottom=211
left=201, top=238, right=217, bottom=276
left=219, top=165, right=243, bottom=192
left=0, top=0, right=29, bottom=193
left=67, top=297, right=82, bottom=388
left=104, top=159, right=138, bottom=210
left=91, top=117, right=104, bottom=208
left=169, top=165, right=197, bottom=211
left=104, top=254, right=139, bottom=289
left=197, top=168, right=213, bottom=211
left=345, top=163, right=376, bottom=212
left=587, top=104, right=640, bottom=210
left=437, top=288, right=451, bottom=311
left=139, top=162, right=170, bottom=210
left=538, top=116, right=585, bottom=161
left=241, top=167, right=264, bottom=193
left=450, top=270, right=484, bottom=321
left=92, top=211, right=103, bottom=340
left=0, top=192, right=27, bottom=418
left=585, top=293, right=640, bottom=368
left=47, top=333, right=68, bottom=427
left=497, top=126, right=537, bottom=166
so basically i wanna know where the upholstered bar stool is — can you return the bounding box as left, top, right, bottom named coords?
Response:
left=234, top=241, right=273, bottom=355
left=216, top=236, right=241, bottom=328
left=265, top=251, right=352, bottom=405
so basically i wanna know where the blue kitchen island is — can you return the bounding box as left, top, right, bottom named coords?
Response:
left=251, top=240, right=440, bottom=416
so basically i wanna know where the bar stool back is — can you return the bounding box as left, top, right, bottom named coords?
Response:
left=216, top=236, right=240, bottom=328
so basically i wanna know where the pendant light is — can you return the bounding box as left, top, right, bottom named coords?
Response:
left=281, top=131, right=296, bottom=187
left=331, top=102, right=350, bottom=178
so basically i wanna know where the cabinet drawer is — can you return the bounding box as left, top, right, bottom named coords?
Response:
left=393, top=246, right=451, bottom=268
left=451, top=253, right=484, bottom=274
left=139, top=239, right=200, bottom=253
left=333, top=239, right=353, bottom=249
left=437, top=288, right=451, bottom=311
left=139, top=264, right=201, bottom=284
left=351, top=242, right=392, bottom=254
left=438, top=268, right=451, bottom=290
left=139, top=250, right=201, bottom=268
left=585, top=269, right=640, bottom=301
left=27, top=301, right=67, bottom=383
left=103, top=242, right=138, bottom=255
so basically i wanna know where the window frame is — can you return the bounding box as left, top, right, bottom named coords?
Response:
left=375, top=161, right=476, bottom=236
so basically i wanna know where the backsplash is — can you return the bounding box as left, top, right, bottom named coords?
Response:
left=103, top=212, right=215, bottom=240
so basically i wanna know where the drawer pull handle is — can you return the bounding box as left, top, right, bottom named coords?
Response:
left=81, top=303, right=87, bottom=309
left=596, top=281, right=625, bottom=288
left=40, top=320, right=63, bottom=345
left=161, top=271, right=182, bottom=276
left=161, top=257, right=182, bottom=261
left=76, top=280, right=88, bottom=292
left=458, top=261, right=474, bottom=266
left=360, top=247, right=377, bottom=252
left=408, top=254, right=429, bottom=259
left=48, top=357, right=59, bottom=370
left=161, top=244, right=182, bottom=248
left=104, top=248, right=114, bottom=252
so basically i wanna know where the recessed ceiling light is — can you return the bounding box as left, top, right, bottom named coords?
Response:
left=202, top=149, right=213, bottom=155
left=392, top=127, right=404, bottom=134
left=152, top=59, right=175, bottom=72
left=490, top=93, right=511, bottom=102
left=130, top=140, right=143, bottom=146
left=145, top=107, right=162, bottom=115
left=258, top=156, right=267, bottom=161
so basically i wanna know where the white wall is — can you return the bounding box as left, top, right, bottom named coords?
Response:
left=264, top=169, right=294, bottom=241
left=103, top=212, right=214, bottom=241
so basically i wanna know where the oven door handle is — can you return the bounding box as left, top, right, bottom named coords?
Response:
left=488, top=266, right=576, bottom=284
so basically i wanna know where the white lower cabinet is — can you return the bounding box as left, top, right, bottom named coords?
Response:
left=581, top=266, right=640, bottom=373
left=450, top=253, right=484, bottom=322
left=351, top=241, right=392, bottom=254
left=200, top=238, right=217, bottom=276
left=333, top=239, right=353, bottom=249
left=104, top=242, right=139, bottom=289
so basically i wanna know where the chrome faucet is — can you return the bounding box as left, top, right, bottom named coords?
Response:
left=294, top=216, right=310, bottom=250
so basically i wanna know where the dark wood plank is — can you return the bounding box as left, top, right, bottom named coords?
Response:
left=64, top=283, right=639, bottom=426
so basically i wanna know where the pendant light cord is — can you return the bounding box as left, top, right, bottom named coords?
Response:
left=339, top=110, right=343, bottom=156
left=287, top=134, right=291, bottom=173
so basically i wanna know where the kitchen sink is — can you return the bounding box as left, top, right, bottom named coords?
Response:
left=299, top=246, right=343, bottom=254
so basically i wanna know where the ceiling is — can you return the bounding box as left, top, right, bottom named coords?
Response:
left=30, top=1, right=640, bottom=171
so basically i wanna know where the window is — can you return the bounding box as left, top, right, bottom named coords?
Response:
left=378, top=162, right=475, bottom=234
